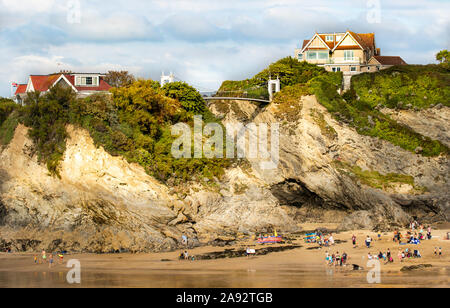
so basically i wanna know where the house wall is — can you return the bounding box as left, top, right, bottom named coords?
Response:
left=331, top=49, right=365, bottom=63
left=339, top=35, right=358, bottom=46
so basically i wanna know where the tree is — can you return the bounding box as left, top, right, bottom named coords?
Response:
left=0, top=98, right=18, bottom=125
left=104, top=71, right=136, bottom=88
left=162, top=81, right=206, bottom=113
left=436, top=50, right=449, bottom=64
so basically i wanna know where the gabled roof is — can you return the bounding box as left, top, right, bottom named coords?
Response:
left=301, top=31, right=376, bottom=54
left=14, top=84, right=27, bottom=95
left=371, top=56, right=407, bottom=66
left=30, top=74, right=60, bottom=92
left=332, top=31, right=375, bottom=52
left=24, top=73, right=111, bottom=93
left=301, top=33, right=331, bottom=53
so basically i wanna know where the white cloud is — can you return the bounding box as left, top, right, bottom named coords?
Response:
left=0, top=0, right=449, bottom=97
left=1, top=0, right=56, bottom=12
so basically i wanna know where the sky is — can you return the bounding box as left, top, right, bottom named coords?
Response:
left=0, top=0, right=449, bottom=97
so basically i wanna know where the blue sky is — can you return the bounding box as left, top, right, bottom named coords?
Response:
left=1, top=0, right=449, bottom=97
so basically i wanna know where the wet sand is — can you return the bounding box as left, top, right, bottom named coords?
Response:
left=0, top=228, right=449, bottom=288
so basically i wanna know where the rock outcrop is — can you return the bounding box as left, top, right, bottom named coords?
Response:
left=0, top=95, right=448, bottom=252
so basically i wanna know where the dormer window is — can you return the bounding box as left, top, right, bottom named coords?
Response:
left=325, top=35, right=333, bottom=42
left=75, top=75, right=99, bottom=86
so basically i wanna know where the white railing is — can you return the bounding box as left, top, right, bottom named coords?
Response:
left=327, top=57, right=361, bottom=64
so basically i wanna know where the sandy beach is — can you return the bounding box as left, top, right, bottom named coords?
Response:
left=0, top=226, right=449, bottom=288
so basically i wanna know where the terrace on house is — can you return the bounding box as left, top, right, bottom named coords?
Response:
left=295, top=30, right=407, bottom=74
left=14, top=72, right=112, bottom=104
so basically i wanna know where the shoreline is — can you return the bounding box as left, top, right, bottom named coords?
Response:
left=0, top=227, right=449, bottom=287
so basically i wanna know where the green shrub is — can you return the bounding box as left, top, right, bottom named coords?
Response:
left=218, top=57, right=328, bottom=99
left=351, top=64, right=450, bottom=109
left=162, top=81, right=206, bottom=114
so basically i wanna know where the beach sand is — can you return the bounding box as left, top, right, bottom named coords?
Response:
left=0, top=226, right=449, bottom=288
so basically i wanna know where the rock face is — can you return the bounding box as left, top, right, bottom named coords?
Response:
left=0, top=95, right=448, bottom=252
left=207, top=96, right=449, bottom=231
left=381, top=106, right=450, bottom=148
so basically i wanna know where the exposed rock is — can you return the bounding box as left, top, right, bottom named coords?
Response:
left=0, top=94, right=448, bottom=253
left=400, top=264, right=432, bottom=272
left=380, top=106, right=450, bottom=147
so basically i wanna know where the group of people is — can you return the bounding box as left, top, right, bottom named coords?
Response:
left=392, top=225, right=432, bottom=244
left=34, top=250, right=64, bottom=268
left=315, top=232, right=335, bottom=247
left=325, top=250, right=348, bottom=267
left=397, top=247, right=422, bottom=262
left=179, top=250, right=195, bottom=261
left=434, top=247, right=443, bottom=257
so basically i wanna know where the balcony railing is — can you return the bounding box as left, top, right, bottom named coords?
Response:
left=326, top=57, right=361, bottom=64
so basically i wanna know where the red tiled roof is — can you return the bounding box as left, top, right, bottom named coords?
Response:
left=347, top=32, right=375, bottom=51
left=302, top=40, right=310, bottom=49
left=30, top=74, right=60, bottom=92
left=14, top=84, right=27, bottom=95
left=27, top=74, right=111, bottom=93
left=64, top=75, right=112, bottom=92
left=372, top=56, right=407, bottom=66
left=302, top=31, right=376, bottom=53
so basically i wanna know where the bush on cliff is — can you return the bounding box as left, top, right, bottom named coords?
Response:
left=0, top=98, right=20, bottom=145
left=0, top=80, right=230, bottom=183
left=218, top=57, right=327, bottom=99
left=351, top=65, right=450, bottom=109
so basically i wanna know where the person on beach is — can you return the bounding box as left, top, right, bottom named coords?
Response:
left=342, top=252, right=347, bottom=266
left=41, top=250, right=47, bottom=263
left=335, top=252, right=341, bottom=267
left=387, top=249, right=391, bottom=262
left=329, top=234, right=334, bottom=246
left=434, top=247, right=437, bottom=256
left=439, top=247, right=442, bottom=257
left=183, top=250, right=189, bottom=260
left=377, top=231, right=381, bottom=241
left=48, top=254, right=54, bottom=268
left=58, top=253, right=64, bottom=264
left=352, top=235, right=356, bottom=247
left=365, top=236, right=372, bottom=248
left=34, top=255, right=38, bottom=264
left=367, top=253, right=373, bottom=260
left=398, top=249, right=403, bottom=262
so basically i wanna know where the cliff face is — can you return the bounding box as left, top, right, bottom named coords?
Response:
left=0, top=97, right=448, bottom=253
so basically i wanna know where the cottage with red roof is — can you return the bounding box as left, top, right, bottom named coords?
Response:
left=295, top=30, right=406, bottom=74
left=14, top=72, right=112, bottom=104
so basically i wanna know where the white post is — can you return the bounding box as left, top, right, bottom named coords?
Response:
left=268, top=77, right=281, bottom=101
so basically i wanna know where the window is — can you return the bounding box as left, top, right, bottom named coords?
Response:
left=350, top=67, right=357, bottom=72
left=76, top=76, right=98, bottom=86
left=325, top=35, right=333, bottom=42
left=307, top=51, right=317, bottom=60
left=318, top=52, right=328, bottom=59
left=336, top=35, right=342, bottom=41
left=344, top=50, right=354, bottom=60
left=307, top=51, right=328, bottom=60
left=297, top=53, right=303, bottom=60
left=332, top=67, right=341, bottom=72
